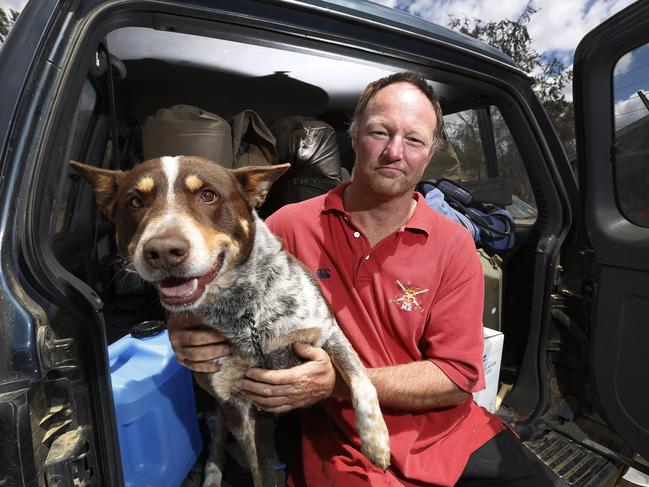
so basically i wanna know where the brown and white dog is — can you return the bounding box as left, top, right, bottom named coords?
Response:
left=71, top=156, right=390, bottom=487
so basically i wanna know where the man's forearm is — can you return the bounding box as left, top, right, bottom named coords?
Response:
left=334, top=360, right=468, bottom=410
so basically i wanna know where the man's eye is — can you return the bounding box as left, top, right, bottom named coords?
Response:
left=406, top=137, right=426, bottom=147
left=199, top=189, right=219, bottom=204
left=127, top=195, right=144, bottom=209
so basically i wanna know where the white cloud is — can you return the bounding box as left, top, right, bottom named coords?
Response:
left=615, top=90, right=649, bottom=130
left=393, top=0, right=531, bottom=27
left=370, top=0, right=637, bottom=102
left=528, top=0, right=635, bottom=58
left=372, top=0, right=399, bottom=7
left=0, top=0, right=28, bottom=11
left=370, top=0, right=636, bottom=62
left=614, top=52, right=635, bottom=75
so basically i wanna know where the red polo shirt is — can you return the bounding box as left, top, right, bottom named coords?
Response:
left=266, top=182, right=505, bottom=486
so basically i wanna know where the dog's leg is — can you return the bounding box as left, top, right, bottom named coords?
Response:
left=202, top=403, right=227, bottom=487
left=324, top=326, right=391, bottom=470
left=194, top=357, right=258, bottom=486
left=220, top=398, right=265, bottom=487
left=255, top=411, right=278, bottom=487
left=195, top=354, right=255, bottom=402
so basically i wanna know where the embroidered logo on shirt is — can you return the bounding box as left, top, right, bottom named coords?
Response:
left=391, top=280, right=429, bottom=312
left=315, top=268, right=332, bottom=279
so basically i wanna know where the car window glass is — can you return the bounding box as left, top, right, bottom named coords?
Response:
left=491, top=107, right=537, bottom=225
left=54, top=80, right=97, bottom=235
left=438, top=109, right=485, bottom=181
left=613, top=42, right=649, bottom=228
left=426, top=108, right=537, bottom=225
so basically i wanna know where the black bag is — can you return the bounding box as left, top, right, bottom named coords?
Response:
left=260, top=116, right=342, bottom=216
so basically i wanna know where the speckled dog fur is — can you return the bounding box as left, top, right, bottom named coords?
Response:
left=71, top=156, right=390, bottom=487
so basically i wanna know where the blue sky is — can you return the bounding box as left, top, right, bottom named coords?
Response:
left=371, top=0, right=643, bottom=111
left=371, top=0, right=635, bottom=66
left=613, top=44, right=649, bottom=129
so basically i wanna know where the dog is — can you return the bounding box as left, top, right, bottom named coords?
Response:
left=71, top=156, right=390, bottom=487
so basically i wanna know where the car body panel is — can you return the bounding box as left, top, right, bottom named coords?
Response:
left=573, top=0, right=649, bottom=460
left=0, top=0, right=647, bottom=485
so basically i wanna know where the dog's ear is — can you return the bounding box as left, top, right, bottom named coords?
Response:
left=70, top=161, right=124, bottom=220
left=233, top=163, right=290, bottom=207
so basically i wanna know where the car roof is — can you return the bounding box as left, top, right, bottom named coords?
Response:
left=105, top=0, right=527, bottom=113
left=85, top=0, right=523, bottom=75
left=304, top=0, right=523, bottom=72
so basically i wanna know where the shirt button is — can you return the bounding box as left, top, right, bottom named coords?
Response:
left=353, top=231, right=361, bottom=238
left=364, top=255, right=370, bottom=260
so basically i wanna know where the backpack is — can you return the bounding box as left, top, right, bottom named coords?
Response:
left=418, top=179, right=515, bottom=256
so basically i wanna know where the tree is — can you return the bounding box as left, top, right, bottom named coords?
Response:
left=448, top=4, right=576, bottom=160
left=0, top=8, right=20, bottom=47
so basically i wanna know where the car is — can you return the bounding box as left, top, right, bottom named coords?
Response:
left=0, top=0, right=648, bottom=486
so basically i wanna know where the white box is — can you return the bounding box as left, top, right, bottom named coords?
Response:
left=472, top=327, right=504, bottom=413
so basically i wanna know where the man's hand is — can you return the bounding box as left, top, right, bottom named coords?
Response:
left=238, top=342, right=336, bottom=413
left=167, top=313, right=230, bottom=372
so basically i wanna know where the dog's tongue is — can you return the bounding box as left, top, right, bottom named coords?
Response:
left=158, top=278, right=198, bottom=298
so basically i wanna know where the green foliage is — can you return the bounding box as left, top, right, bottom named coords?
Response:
left=0, top=8, right=20, bottom=46
left=448, top=4, right=572, bottom=104
left=448, top=4, right=576, bottom=162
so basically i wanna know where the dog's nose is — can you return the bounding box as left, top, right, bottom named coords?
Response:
left=143, top=235, right=190, bottom=270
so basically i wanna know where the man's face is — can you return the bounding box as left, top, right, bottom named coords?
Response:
left=352, top=82, right=437, bottom=199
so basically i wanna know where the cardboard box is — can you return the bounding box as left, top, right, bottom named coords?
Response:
left=473, top=327, right=504, bottom=413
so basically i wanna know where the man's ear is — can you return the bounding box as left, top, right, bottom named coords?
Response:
left=69, top=161, right=124, bottom=220
left=233, top=163, right=290, bottom=208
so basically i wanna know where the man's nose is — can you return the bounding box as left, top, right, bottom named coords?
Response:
left=383, top=135, right=404, bottom=160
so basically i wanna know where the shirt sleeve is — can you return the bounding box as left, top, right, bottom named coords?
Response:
left=422, top=233, right=485, bottom=393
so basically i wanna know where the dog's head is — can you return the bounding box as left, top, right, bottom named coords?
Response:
left=71, top=156, right=289, bottom=310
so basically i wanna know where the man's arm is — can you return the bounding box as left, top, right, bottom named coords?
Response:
left=365, top=361, right=469, bottom=409
left=167, top=317, right=469, bottom=413
left=239, top=348, right=468, bottom=413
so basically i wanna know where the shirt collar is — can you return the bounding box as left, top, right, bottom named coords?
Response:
left=323, top=181, right=433, bottom=236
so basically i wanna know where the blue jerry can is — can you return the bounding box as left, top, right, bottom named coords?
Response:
left=108, top=322, right=203, bottom=487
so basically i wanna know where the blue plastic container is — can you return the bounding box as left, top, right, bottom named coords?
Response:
left=108, top=326, right=203, bottom=487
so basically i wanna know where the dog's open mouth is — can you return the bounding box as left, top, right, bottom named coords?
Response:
left=156, top=253, right=225, bottom=306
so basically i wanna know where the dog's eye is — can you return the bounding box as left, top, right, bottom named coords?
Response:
left=199, top=189, right=219, bottom=204
left=127, top=195, right=144, bottom=209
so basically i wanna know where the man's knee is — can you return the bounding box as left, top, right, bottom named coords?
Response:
left=458, top=430, right=558, bottom=486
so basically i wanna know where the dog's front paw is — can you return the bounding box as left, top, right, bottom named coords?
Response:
left=360, top=416, right=391, bottom=470
left=351, top=376, right=391, bottom=470
left=202, top=466, right=223, bottom=487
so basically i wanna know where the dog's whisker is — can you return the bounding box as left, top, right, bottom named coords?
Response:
left=103, top=257, right=144, bottom=288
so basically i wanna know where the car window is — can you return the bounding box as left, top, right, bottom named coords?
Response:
left=438, top=109, right=484, bottom=181
left=491, top=107, right=537, bottom=224
left=613, top=42, right=649, bottom=228
left=425, top=107, right=537, bottom=225
left=54, top=80, right=98, bottom=235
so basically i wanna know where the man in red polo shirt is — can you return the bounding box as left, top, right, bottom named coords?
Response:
left=169, top=72, right=556, bottom=486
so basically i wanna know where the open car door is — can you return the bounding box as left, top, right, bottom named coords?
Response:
left=574, top=0, right=649, bottom=459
